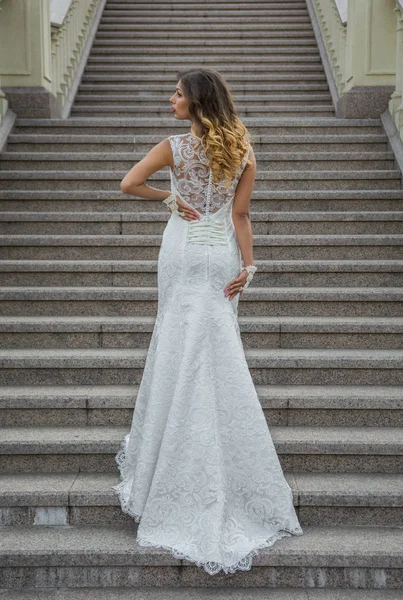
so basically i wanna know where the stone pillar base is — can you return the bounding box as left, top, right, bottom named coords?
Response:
left=336, top=86, right=395, bottom=118
left=2, top=86, right=62, bottom=118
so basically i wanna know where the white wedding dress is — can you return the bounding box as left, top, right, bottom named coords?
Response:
left=112, top=132, right=303, bottom=575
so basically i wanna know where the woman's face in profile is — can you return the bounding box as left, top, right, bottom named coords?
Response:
left=170, top=81, right=191, bottom=120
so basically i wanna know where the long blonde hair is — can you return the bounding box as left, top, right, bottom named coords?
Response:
left=177, top=67, right=254, bottom=189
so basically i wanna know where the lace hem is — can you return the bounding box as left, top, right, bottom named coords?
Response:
left=111, top=435, right=304, bottom=577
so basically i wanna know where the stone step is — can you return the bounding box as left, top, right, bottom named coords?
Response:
left=1, top=384, right=401, bottom=427
left=5, top=133, right=389, bottom=153
left=78, top=82, right=329, bottom=92
left=94, top=32, right=316, bottom=43
left=0, top=152, right=394, bottom=172
left=1, top=234, right=401, bottom=261
left=1, top=524, right=401, bottom=588
left=90, top=46, right=318, bottom=56
left=99, top=14, right=312, bottom=23
left=70, top=107, right=336, bottom=118
left=1, top=170, right=400, bottom=191
left=0, top=347, right=402, bottom=386
left=0, top=590, right=401, bottom=600
left=101, top=6, right=309, bottom=14
left=0, top=424, right=402, bottom=473
left=12, top=116, right=383, bottom=136
left=106, top=0, right=307, bottom=3
left=87, top=57, right=320, bottom=67
left=1, top=259, right=402, bottom=288
left=2, top=211, right=401, bottom=236
left=75, top=90, right=331, bottom=100
left=71, top=102, right=334, bottom=118
left=87, top=55, right=323, bottom=65
left=89, top=46, right=327, bottom=56
left=80, top=77, right=327, bottom=88
left=1, top=315, right=402, bottom=351
left=94, top=30, right=315, bottom=40
left=0, top=471, right=401, bottom=527
left=74, top=93, right=333, bottom=105
left=2, top=190, right=402, bottom=213
left=1, top=286, right=402, bottom=317
left=102, top=4, right=309, bottom=12
left=99, top=15, right=312, bottom=24
left=83, top=67, right=322, bottom=76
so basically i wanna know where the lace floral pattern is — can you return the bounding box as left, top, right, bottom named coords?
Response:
left=112, top=133, right=303, bottom=576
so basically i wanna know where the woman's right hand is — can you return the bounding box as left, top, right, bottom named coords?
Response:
left=171, top=197, right=201, bottom=221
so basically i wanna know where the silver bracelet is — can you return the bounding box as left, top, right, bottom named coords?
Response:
left=240, top=264, right=257, bottom=290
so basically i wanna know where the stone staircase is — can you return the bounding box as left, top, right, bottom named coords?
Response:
left=0, top=0, right=403, bottom=597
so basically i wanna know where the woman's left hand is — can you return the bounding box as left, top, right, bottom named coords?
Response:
left=224, top=270, right=248, bottom=301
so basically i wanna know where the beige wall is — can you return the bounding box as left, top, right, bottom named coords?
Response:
left=0, top=0, right=52, bottom=90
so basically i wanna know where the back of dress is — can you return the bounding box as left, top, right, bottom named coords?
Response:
left=168, top=133, right=250, bottom=218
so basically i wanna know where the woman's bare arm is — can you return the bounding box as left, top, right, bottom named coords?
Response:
left=231, top=146, right=257, bottom=267
left=120, top=138, right=174, bottom=199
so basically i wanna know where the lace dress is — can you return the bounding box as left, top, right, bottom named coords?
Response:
left=112, top=132, right=303, bottom=576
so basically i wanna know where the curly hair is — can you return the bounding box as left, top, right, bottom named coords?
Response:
left=176, top=67, right=254, bottom=190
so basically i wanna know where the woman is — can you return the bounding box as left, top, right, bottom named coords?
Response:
left=112, top=67, right=303, bottom=576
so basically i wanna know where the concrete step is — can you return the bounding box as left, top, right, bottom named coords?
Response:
left=1, top=259, right=402, bottom=288
left=2, top=211, right=401, bottom=236
left=1, top=315, right=402, bottom=351
left=0, top=151, right=394, bottom=172
left=0, top=471, right=401, bottom=527
left=2, top=190, right=403, bottom=212
left=1, top=524, right=402, bottom=588
left=1, top=384, right=401, bottom=427
left=1, top=234, right=402, bottom=261
left=4, top=133, right=390, bottom=153
left=0, top=347, right=402, bottom=386
left=1, top=286, right=402, bottom=317
left=0, top=424, right=402, bottom=473
left=12, top=116, right=384, bottom=136
left=1, top=170, right=400, bottom=191
left=0, top=589, right=401, bottom=600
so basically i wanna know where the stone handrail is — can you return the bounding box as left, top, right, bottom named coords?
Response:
left=50, top=0, right=102, bottom=115
left=311, top=0, right=348, bottom=98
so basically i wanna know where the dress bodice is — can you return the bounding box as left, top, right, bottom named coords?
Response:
left=168, top=133, right=250, bottom=217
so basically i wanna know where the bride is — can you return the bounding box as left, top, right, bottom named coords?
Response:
left=112, top=67, right=303, bottom=576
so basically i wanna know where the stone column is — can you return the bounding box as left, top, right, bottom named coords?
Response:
left=337, top=0, right=396, bottom=117
left=0, top=0, right=61, bottom=118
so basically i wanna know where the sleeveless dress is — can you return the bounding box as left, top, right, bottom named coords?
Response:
left=111, top=132, right=303, bottom=576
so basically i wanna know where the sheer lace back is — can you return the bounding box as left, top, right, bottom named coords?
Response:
left=168, top=133, right=249, bottom=216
